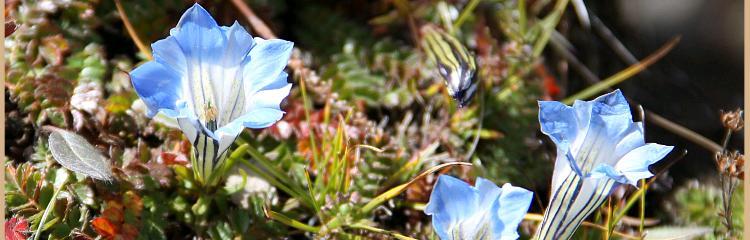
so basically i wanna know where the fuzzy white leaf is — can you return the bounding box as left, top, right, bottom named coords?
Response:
left=644, top=226, right=712, bottom=240
left=48, top=128, right=113, bottom=181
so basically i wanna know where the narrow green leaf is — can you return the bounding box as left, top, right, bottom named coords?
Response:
left=360, top=162, right=471, bottom=214
left=33, top=168, right=69, bottom=240
left=265, top=208, right=320, bottom=232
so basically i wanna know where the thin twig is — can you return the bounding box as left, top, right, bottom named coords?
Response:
left=591, top=15, right=638, bottom=65
left=229, top=0, right=276, bottom=39
left=550, top=32, right=598, bottom=85
left=646, top=112, right=722, bottom=152
left=114, top=0, right=152, bottom=60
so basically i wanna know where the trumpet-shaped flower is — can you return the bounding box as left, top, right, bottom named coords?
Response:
left=534, top=90, right=673, bottom=240
left=130, top=4, right=292, bottom=183
left=424, top=175, right=533, bottom=240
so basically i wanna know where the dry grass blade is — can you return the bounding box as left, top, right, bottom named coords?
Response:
left=114, top=0, right=152, bottom=60
left=361, top=162, right=472, bottom=214
left=563, top=36, right=681, bottom=104
left=553, top=32, right=721, bottom=153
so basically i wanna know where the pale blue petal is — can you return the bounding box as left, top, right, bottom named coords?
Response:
left=611, top=122, right=645, bottom=161
left=215, top=108, right=286, bottom=140
left=567, top=89, right=631, bottom=155
left=240, top=71, right=290, bottom=111
left=590, top=143, right=672, bottom=185
left=171, top=4, right=225, bottom=59
left=216, top=22, right=256, bottom=127
left=536, top=89, right=670, bottom=239
left=538, top=101, right=578, bottom=150
left=475, top=177, right=502, bottom=210
left=567, top=90, right=634, bottom=173
left=425, top=175, right=479, bottom=240
left=221, top=21, right=255, bottom=65
left=170, top=3, right=226, bottom=118
left=589, top=165, right=629, bottom=184
left=243, top=38, right=294, bottom=93
left=615, top=143, right=673, bottom=185
left=224, top=72, right=290, bottom=128
left=496, top=183, right=533, bottom=240
left=241, top=108, right=286, bottom=129
left=151, top=36, right=187, bottom=75
left=249, top=82, right=292, bottom=110
left=589, top=89, right=630, bottom=119
left=130, top=61, right=185, bottom=118
left=177, top=118, right=199, bottom=142
left=586, top=89, right=632, bottom=135
left=550, top=150, right=578, bottom=191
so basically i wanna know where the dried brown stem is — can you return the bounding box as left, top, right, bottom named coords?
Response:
left=114, top=0, right=152, bottom=60
left=229, top=0, right=277, bottom=39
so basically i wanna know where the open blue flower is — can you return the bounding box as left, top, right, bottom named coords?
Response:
left=534, top=90, right=673, bottom=240
left=129, top=4, right=292, bottom=183
left=424, top=175, right=533, bottom=240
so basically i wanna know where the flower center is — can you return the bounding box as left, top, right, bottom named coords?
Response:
left=201, top=102, right=218, bottom=131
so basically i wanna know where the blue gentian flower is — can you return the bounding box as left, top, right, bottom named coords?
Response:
left=424, top=175, right=533, bottom=240
left=534, top=90, right=673, bottom=239
left=129, top=4, right=292, bottom=183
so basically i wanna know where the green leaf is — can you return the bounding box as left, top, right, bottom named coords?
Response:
left=191, top=196, right=211, bottom=216
left=207, top=222, right=233, bottom=240
left=138, top=218, right=167, bottom=240
left=47, top=128, right=113, bottom=181
left=171, top=196, right=188, bottom=213
left=48, top=222, right=71, bottom=239
left=229, top=209, right=251, bottom=235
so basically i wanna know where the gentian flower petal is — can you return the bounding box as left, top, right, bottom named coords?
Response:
left=592, top=143, right=673, bottom=185
left=248, top=73, right=292, bottom=110
left=538, top=101, right=578, bottom=150
left=425, top=175, right=479, bottom=240
left=130, top=3, right=292, bottom=185
left=151, top=36, right=187, bottom=75
left=496, top=183, right=534, bottom=240
left=534, top=90, right=673, bottom=240
left=425, top=175, right=532, bottom=240
left=169, top=4, right=228, bottom=125
left=243, top=38, right=294, bottom=93
left=130, top=61, right=185, bottom=118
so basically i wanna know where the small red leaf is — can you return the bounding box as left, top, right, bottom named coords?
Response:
left=5, top=217, right=29, bottom=240
left=161, top=152, right=189, bottom=166
left=91, top=217, right=117, bottom=239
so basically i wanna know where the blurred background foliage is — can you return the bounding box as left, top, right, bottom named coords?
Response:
left=3, top=0, right=743, bottom=239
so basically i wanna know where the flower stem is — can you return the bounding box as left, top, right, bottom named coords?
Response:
left=639, top=179, right=647, bottom=237
left=717, top=127, right=736, bottom=236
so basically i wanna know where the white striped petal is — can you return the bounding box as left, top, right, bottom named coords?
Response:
left=535, top=90, right=672, bottom=240
left=129, top=3, right=292, bottom=185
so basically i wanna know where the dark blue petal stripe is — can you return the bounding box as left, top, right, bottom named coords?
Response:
left=191, top=131, right=228, bottom=183
left=537, top=170, right=581, bottom=239
left=558, top=179, right=616, bottom=239
left=537, top=176, right=617, bottom=240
